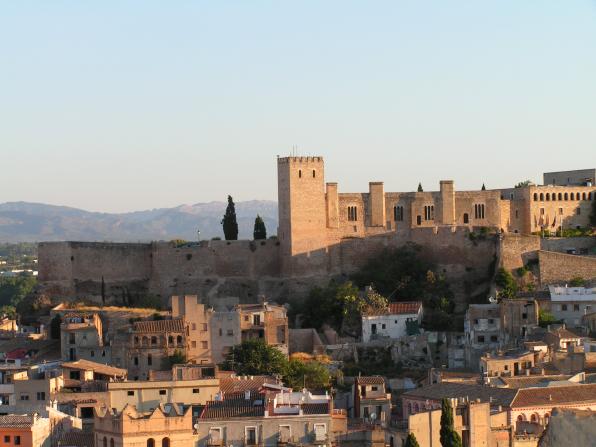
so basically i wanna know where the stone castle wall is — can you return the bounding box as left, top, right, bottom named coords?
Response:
left=539, top=251, right=596, bottom=284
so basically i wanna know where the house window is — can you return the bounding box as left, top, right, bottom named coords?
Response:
left=159, top=390, right=166, bottom=395
left=381, top=324, right=386, bottom=330
left=36, top=392, right=45, bottom=401
left=298, top=170, right=302, bottom=178
left=69, top=333, right=76, bottom=344
left=202, top=323, right=208, bottom=331
left=416, top=215, right=422, bottom=225
left=348, top=206, right=358, bottom=221
left=463, top=213, right=469, bottom=224
left=162, top=438, right=170, bottom=447
left=490, top=335, right=498, bottom=342
left=20, top=394, right=29, bottom=401
left=201, top=341, right=208, bottom=349
left=127, top=390, right=134, bottom=396
left=540, top=208, right=545, bottom=215
left=574, top=304, right=580, bottom=312
left=147, top=354, right=152, bottom=366
left=191, top=323, right=196, bottom=330
left=134, top=356, right=139, bottom=366
left=177, top=336, right=183, bottom=346
left=394, top=206, right=404, bottom=221
left=559, top=208, right=563, bottom=215
left=477, top=336, right=485, bottom=343
left=227, top=329, right=234, bottom=336
left=147, top=439, right=155, bottom=447
left=193, top=388, right=200, bottom=394
left=561, top=304, right=568, bottom=311
left=191, top=341, right=197, bottom=348
left=15, top=436, right=21, bottom=446
left=4, top=436, right=10, bottom=443
left=253, top=314, right=261, bottom=325
left=245, top=426, right=257, bottom=444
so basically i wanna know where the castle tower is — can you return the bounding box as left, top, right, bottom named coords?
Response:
left=277, top=156, right=327, bottom=256
left=439, top=180, right=456, bottom=225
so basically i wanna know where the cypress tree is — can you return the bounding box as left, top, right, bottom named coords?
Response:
left=481, top=183, right=486, bottom=191
left=253, top=215, right=267, bottom=240
left=404, top=432, right=420, bottom=447
left=440, top=398, right=462, bottom=447
left=221, top=195, right=239, bottom=240
left=417, top=183, right=423, bottom=192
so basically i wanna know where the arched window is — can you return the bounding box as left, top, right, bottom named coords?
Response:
left=582, top=192, right=586, bottom=200
left=147, top=354, right=152, bottom=366
left=564, top=193, right=569, bottom=200
left=546, top=193, right=550, bottom=201
left=558, top=193, right=562, bottom=200
left=347, top=206, right=358, bottom=222
left=147, top=439, right=155, bottom=447
left=162, top=438, right=170, bottom=447
left=533, top=193, right=538, bottom=201
left=298, top=170, right=302, bottom=178
left=110, top=439, right=114, bottom=447
left=176, top=335, right=183, bottom=346
left=463, top=213, right=469, bottom=224
left=570, top=192, right=575, bottom=200
left=168, top=336, right=173, bottom=345
left=539, top=193, right=544, bottom=201
left=531, top=413, right=538, bottom=423
left=103, top=437, right=107, bottom=447
left=142, top=336, right=149, bottom=346
left=589, top=192, right=593, bottom=200
left=517, top=415, right=524, bottom=422
left=413, top=403, right=419, bottom=413
left=151, top=336, right=157, bottom=345
left=312, top=170, right=316, bottom=178
left=134, top=337, right=139, bottom=346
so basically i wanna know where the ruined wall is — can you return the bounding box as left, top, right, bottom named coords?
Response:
left=500, top=234, right=541, bottom=272
left=538, top=251, right=596, bottom=284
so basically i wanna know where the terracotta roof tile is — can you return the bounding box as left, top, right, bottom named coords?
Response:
left=356, top=376, right=385, bottom=386
left=200, top=392, right=265, bottom=419
left=62, top=359, right=127, bottom=377
left=58, top=431, right=94, bottom=447
left=402, top=383, right=517, bottom=408
left=219, top=376, right=279, bottom=394
left=364, top=302, right=422, bottom=316
left=0, top=414, right=35, bottom=428
left=133, top=318, right=184, bottom=333
left=301, top=403, right=330, bottom=415
left=511, top=383, right=596, bottom=408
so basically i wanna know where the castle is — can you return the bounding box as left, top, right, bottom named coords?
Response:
left=37, top=158, right=596, bottom=305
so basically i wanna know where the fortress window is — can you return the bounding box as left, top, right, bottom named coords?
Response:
left=515, top=210, right=519, bottom=218
left=416, top=215, right=422, bottom=225
left=564, top=193, right=568, bottom=200
left=559, top=208, right=563, bottom=215
left=474, top=204, right=485, bottom=219
left=582, top=192, right=586, bottom=200
left=348, top=206, right=358, bottom=221
left=298, top=169, right=302, bottom=178
left=558, top=193, right=562, bottom=200
left=546, top=193, right=550, bottom=201
left=539, top=193, right=544, bottom=201
left=533, top=193, right=538, bottom=201
left=424, top=205, right=434, bottom=221
left=147, top=354, right=152, bottom=366
left=393, top=206, right=404, bottom=221
left=463, top=213, right=469, bottom=224
left=312, top=169, right=316, bottom=178
left=570, top=192, right=575, bottom=200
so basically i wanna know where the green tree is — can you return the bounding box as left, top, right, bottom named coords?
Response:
left=440, top=398, right=462, bottom=447
left=404, top=433, right=421, bottom=447
left=514, top=180, right=531, bottom=188
left=164, top=349, right=186, bottom=368
left=284, top=360, right=330, bottom=390
left=253, top=215, right=267, bottom=240
left=495, top=268, right=517, bottom=299
left=539, top=309, right=559, bottom=328
left=50, top=314, right=62, bottom=339
left=221, top=195, right=239, bottom=241
left=570, top=276, right=586, bottom=287
left=590, top=200, right=596, bottom=227
left=417, top=183, right=423, bottom=192
left=481, top=183, right=486, bottom=191
left=222, top=339, right=288, bottom=376
left=0, top=276, right=37, bottom=309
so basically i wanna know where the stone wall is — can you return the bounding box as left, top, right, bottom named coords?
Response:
left=500, top=234, right=541, bottom=272
left=538, top=251, right=596, bottom=284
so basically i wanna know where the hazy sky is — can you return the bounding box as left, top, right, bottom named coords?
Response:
left=1, top=1, right=595, bottom=213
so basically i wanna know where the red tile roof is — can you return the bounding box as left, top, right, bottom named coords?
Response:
left=0, top=415, right=35, bottom=428
left=132, top=318, right=184, bottom=333
left=219, top=376, right=279, bottom=394
left=301, top=403, right=330, bottom=415
left=388, top=302, right=422, bottom=315
left=200, top=392, right=265, bottom=419
left=511, top=383, right=596, bottom=408
left=356, top=376, right=386, bottom=386
left=58, top=431, right=94, bottom=447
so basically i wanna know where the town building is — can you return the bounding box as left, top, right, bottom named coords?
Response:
left=94, top=403, right=193, bottom=447
left=544, top=286, right=596, bottom=328
left=210, top=302, right=289, bottom=364
left=351, top=376, right=391, bottom=426
left=544, top=326, right=583, bottom=351
left=0, top=414, right=51, bottom=447
left=195, top=388, right=334, bottom=446
left=60, top=313, right=105, bottom=362
left=171, top=295, right=213, bottom=364
left=361, top=302, right=423, bottom=342
left=480, top=350, right=535, bottom=379
left=500, top=298, right=539, bottom=343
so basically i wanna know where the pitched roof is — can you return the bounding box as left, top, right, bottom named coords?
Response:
left=356, top=376, right=385, bottom=386
left=388, top=302, right=422, bottom=315
left=549, top=327, right=581, bottom=339
left=200, top=392, right=265, bottom=419
left=301, top=403, right=330, bottom=415
left=511, top=383, right=596, bottom=408
left=61, top=359, right=127, bottom=377
left=498, top=375, right=572, bottom=389
left=132, top=318, right=184, bottom=333
left=402, top=383, right=517, bottom=408
left=58, top=431, right=94, bottom=447
left=0, top=414, right=35, bottom=428
left=219, top=376, right=279, bottom=394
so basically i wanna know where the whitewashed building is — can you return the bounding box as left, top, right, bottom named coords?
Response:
left=548, top=286, right=596, bottom=328
left=361, top=302, right=423, bottom=342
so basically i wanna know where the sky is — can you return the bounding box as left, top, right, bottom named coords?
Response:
left=1, top=1, right=595, bottom=213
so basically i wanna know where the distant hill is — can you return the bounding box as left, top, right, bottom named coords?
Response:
left=0, top=201, right=278, bottom=243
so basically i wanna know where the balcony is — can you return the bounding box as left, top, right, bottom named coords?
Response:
left=206, top=440, right=223, bottom=447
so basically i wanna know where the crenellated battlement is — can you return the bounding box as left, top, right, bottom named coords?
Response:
left=277, top=156, right=324, bottom=164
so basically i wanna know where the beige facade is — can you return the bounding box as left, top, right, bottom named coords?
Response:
left=95, top=404, right=194, bottom=447
left=352, top=377, right=391, bottom=426
left=61, top=312, right=105, bottom=362
left=480, top=351, right=535, bottom=378
left=171, top=295, right=212, bottom=364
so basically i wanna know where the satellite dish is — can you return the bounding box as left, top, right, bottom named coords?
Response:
left=488, top=296, right=497, bottom=304
left=370, top=412, right=377, bottom=421
left=193, top=423, right=199, bottom=430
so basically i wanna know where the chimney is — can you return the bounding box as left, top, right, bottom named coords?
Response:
left=245, top=390, right=251, bottom=401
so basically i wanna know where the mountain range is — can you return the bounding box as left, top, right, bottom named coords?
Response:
left=0, top=201, right=278, bottom=243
